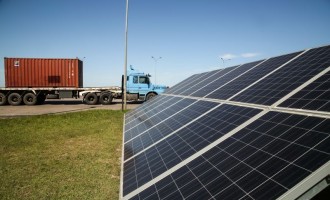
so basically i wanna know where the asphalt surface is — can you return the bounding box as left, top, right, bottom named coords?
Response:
left=0, top=98, right=141, bottom=118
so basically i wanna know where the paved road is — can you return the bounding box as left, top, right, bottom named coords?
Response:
left=0, top=98, right=141, bottom=118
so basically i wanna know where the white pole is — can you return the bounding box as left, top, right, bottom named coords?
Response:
left=123, top=0, right=129, bottom=111
left=151, top=56, right=162, bottom=85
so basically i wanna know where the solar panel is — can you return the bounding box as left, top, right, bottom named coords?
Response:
left=191, top=61, right=264, bottom=98
left=125, top=96, right=178, bottom=131
left=121, top=45, right=330, bottom=200
left=125, top=98, right=196, bottom=141
left=206, top=51, right=303, bottom=100
left=167, top=72, right=210, bottom=95
left=164, top=74, right=198, bottom=94
left=278, top=70, right=330, bottom=112
left=125, top=95, right=175, bottom=127
left=179, top=69, right=224, bottom=96
left=184, top=66, right=239, bottom=97
left=124, top=100, right=220, bottom=160
left=128, top=112, right=330, bottom=200
left=232, top=45, right=330, bottom=105
left=123, top=104, right=262, bottom=196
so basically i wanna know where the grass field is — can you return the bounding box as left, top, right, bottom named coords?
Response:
left=0, top=110, right=124, bottom=200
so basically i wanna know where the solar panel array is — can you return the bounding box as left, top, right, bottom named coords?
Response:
left=121, top=45, right=330, bottom=200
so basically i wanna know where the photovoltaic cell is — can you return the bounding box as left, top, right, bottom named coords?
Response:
left=124, top=96, right=182, bottom=132
left=124, top=100, right=220, bottom=160
left=279, top=70, right=330, bottom=112
left=125, top=95, right=168, bottom=122
left=191, top=60, right=264, bottom=98
left=168, top=72, right=209, bottom=95
left=125, top=95, right=176, bottom=128
left=124, top=96, right=181, bottom=129
left=125, top=96, right=176, bottom=124
left=206, top=51, right=302, bottom=100
left=232, top=45, right=330, bottom=105
left=184, top=66, right=238, bottom=97
left=178, top=69, right=224, bottom=96
left=124, top=98, right=196, bottom=141
left=123, top=104, right=261, bottom=196
left=164, top=74, right=197, bottom=94
left=129, top=112, right=330, bottom=200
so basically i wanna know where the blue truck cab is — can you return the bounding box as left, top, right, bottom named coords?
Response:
left=126, top=67, right=167, bottom=101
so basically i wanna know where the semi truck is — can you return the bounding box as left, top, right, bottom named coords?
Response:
left=0, top=57, right=167, bottom=106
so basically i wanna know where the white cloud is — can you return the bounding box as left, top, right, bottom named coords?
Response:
left=219, top=53, right=237, bottom=60
left=219, top=52, right=261, bottom=60
left=241, top=53, right=260, bottom=58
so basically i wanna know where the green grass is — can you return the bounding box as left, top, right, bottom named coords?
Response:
left=0, top=110, right=124, bottom=200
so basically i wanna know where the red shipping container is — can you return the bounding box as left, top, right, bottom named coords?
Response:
left=4, top=58, right=83, bottom=88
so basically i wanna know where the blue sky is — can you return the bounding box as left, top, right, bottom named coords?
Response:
left=0, top=0, right=329, bottom=87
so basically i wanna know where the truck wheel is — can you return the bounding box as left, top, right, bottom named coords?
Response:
left=23, top=93, right=37, bottom=105
left=8, top=93, right=22, bottom=106
left=146, top=93, right=157, bottom=101
left=99, top=92, right=112, bottom=105
left=0, top=93, right=7, bottom=106
left=84, top=92, right=98, bottom=105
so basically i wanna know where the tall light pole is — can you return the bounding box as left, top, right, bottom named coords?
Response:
left=122, top=0, right=129, bottom=111
left=151, top=56, right=162, bottom=84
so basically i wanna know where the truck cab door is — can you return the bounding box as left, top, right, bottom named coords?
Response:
left=127, top=76, right=150, bottom=94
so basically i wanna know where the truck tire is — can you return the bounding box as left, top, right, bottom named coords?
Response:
left=23, top=93, right=38, bottom=105
left=0, top=93, right=7, bottom=106
left=99, top=92, right=112, bottom=105
left=146, top=93, right=157, bottom=101
left=8, top=93, right=22, bottom=106
left=84, top=92, right=98, bottom=105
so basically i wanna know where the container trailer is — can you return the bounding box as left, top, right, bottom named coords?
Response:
left=0, top=57, right=167, bottom=106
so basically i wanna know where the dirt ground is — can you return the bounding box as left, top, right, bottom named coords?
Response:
left=0, top=98, right=141, bottom=118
